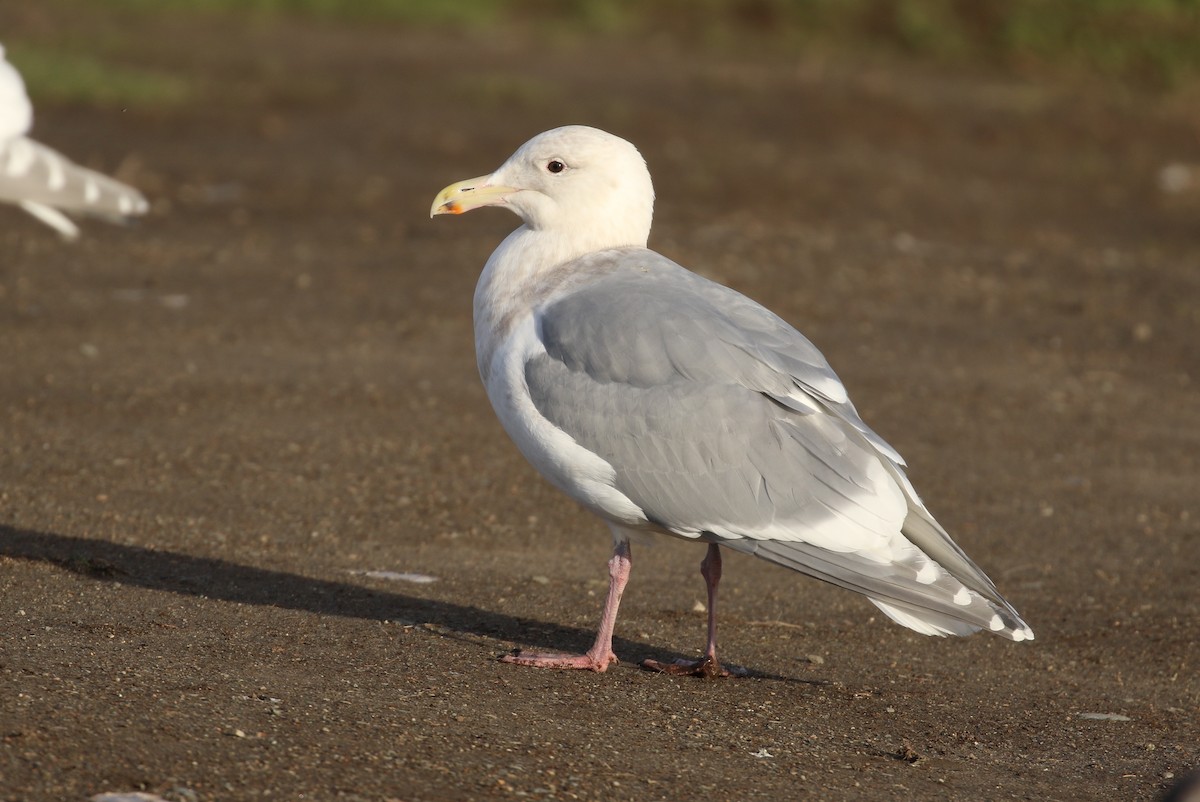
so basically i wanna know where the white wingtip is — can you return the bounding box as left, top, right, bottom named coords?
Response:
left=18, top=200, right=80, bottom=240
left=872, top=597, right=1034, bottom=642
left=870, top=599, right=981, bottom=637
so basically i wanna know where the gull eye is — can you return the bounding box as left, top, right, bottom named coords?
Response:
left=546, top=159, right=566, bottom=174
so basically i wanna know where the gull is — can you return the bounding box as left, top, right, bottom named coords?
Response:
left=0, top=43, right=148, bottom=240
left=431, top=125, right=1033, bottom=676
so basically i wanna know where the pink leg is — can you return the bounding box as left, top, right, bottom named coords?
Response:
left=700, top=542, right=722, bottom=661
left=643, top=543, right=744, bottom=678
left=501, top=540, right=631, bottom=672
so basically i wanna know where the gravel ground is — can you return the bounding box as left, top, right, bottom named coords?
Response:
left=1, top=10, right=1198, bottom=802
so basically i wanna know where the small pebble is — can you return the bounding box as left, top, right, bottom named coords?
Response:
left=1158, top=162, right=1194, bottom=194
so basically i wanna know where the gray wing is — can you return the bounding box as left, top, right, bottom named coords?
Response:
left=0, top=136, right=148, bottom=239
left=527, top=248, right=1032, bottom=640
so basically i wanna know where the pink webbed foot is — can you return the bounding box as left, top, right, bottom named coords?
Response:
left=641, top=655, right=748, bottom=679
left=499, top=540, right=630, bottom=673
left=501, top=648, right=618, bottom=672
left=639, top=545, right=749, bottom=678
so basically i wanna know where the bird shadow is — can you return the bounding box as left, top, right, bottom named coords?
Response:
left=0, top=525, right=815, bottom=684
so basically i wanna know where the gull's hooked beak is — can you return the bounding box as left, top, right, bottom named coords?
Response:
left=430, top=174, right=519, bottom=218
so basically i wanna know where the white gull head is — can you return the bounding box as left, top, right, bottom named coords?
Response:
left=431, top=125, right=654, bottom=256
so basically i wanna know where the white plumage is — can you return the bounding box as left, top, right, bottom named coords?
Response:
left=0, top=43, right=148, bottom=239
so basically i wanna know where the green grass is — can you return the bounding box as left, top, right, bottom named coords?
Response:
left=67, top=0, right=503, bottom=27
left=7, top=45, right=192, bottom=109
left=219, top=0, right=1200, bottom=87
left=20, top=0, right=1200, bottom=92
left=565, top=0, right=1200, bottom=88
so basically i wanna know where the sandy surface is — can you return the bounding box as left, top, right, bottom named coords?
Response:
left=1, top=10, right=1198, bottom=802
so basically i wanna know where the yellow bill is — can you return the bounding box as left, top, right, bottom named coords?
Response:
left=430, top=175, right=519, bottom=217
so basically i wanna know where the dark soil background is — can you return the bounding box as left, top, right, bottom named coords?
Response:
left=1, top=7, right=1198, bottom=802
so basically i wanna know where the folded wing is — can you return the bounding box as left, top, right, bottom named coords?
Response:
left=525, top=248, right=1033, bottom=641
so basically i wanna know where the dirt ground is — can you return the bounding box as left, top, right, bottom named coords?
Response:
left=1, top=9, right=1198, bottom=802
